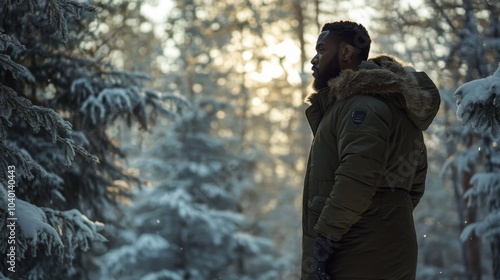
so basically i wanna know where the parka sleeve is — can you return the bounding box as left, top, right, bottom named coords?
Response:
left=314, top=95, right=392, bottom=242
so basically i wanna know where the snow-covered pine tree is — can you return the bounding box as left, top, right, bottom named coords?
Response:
left=99, top=99, right=280, bottom=280
left=455, top=64, right=500, bottom=279
left=0, top=1, right=180, bottom=279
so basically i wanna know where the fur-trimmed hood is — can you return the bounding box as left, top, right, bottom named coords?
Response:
left=308, top=55, right=440, bottom=131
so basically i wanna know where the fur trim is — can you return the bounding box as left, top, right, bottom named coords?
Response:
left=304, top=91, right=317, bottom=105
left=327, top=55, right=434, bottom=118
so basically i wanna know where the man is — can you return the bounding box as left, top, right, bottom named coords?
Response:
left=302, top=21, right=440, bottom=280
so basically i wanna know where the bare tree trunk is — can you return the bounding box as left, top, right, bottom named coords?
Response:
left=314, top=0, right=320, bottom=32
left=491, top=234, right=500, bottom=279
left=451, top=165, right=471, bottom=276
left=486, top=3, right=500, bottom=71
left=459, top=2, right=489, bottom=278
left=463, top=169, right=482, bottom=280
left=444, top=103, right=473, bottom=279
left=292, top=0, right=314, bottom=154
left=483, top=137, right=500, bottom=279
left=293, top=0, right=307, bottom=81
left=462, top=0, right=488, bottom=79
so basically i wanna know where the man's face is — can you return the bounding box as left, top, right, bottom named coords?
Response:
left=311, top=30, right=341, bottom=91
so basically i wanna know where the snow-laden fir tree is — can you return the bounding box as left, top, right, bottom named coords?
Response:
left=455, top=64, right=500, bottom=279
left=0, top=0, right=180, bottom=279
left=99, top=99, right=280, bottom=280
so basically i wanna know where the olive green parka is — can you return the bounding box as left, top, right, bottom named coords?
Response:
left=301, top=55, right=440, bottom=280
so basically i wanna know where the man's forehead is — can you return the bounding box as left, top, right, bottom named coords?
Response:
left=317, top=30, right=334, bottom=45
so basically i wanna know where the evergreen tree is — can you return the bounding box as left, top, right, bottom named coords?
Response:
left=0, top=1, right=177, bottom=279
left=99, top=99, right=280, bottom=280
left=455, top=65, right=500, bottom=279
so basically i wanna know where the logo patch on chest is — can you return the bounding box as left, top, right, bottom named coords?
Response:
left=351, top=110, right=368, bottom=126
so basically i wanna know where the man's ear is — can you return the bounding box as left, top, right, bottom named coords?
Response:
left=341, top=44, right=356, bottom=62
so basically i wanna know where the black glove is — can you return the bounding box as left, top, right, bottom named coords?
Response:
left=313, top=233, right=338, bottom=280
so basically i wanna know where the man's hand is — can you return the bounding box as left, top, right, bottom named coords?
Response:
left=313, top=233, right=338, bottom=280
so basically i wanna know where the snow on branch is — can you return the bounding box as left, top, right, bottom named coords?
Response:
left=0, top=204, right=107, bottom=266
left=80, top=87, right=138, bottom=124
left=0, top=84, right=98, bottom=175
left=104, top=70, right=152, bottom=85
left=4, top=0, right=37, bottom=13
left=461, top=210, right=500, bottom=242
left=453, top=142, right=481, bottom=174
left=43, top=208, right=107, bottom=257
left=0, top=54, right=35, bottom=81
left=0, top=29, right=26, bottom=54
left=160, top=92, right=191, bottom=110
left=0, top=185, right=62, bottom=257
left=99, top=88, right=134, bottom=113
left=142, top=270, right=183, bottom=280
left=461, top=222, right=479, bottom=242
left=80, top=95, right=106, bottom=124
left=57, top=135, right=99, bottom=164
left=79, top=87, right=192, bottom=128
left=4, top=0, right=96, bottom=41
left=233, top=232, right=274, bottom=255
left=143, top=90, right=192, bottom=121
left=100, top=234, right=170, bottom=277
left=0, top=84, right=71, bottom=141
left=0, top=113, right=12, bottom=140
left=16, top=200, right=63, bottom=250
left=455, top=64, right=500, bottom=137
left=464, top=172, right=500, bottom=206
left=0, top=140, right=47, bottom=181
left=42, top=0, right=96, bottom=41
left=70, top=78, right=95, bottom=97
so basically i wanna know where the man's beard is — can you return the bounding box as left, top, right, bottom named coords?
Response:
left=313, top=56, right=341, bottom=91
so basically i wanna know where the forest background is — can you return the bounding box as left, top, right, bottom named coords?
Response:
left=1, top=0, right=499, bottom=279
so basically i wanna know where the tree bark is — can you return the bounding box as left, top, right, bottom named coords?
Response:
left=463, top=170, right=482, bottom=280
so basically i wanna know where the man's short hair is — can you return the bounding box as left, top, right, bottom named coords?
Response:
left=321, top=21, right=371, bottom=61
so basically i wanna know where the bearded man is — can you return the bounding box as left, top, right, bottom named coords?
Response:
left=302, top=21, right=441, bottom=280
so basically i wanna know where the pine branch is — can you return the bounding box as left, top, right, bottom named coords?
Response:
left=0, top=84, right=99, bottom=172
left=99, top=88, right=134, bottom=113
left=0, top=29, right=26, bottom=54
left=0, top=113, right=12, bottom=139
left=1, top=83, right=71, bottom=141
left=70, top=78, right=95, bottom=97
left=80, top=95, right=105, bottom=124
left=43, top=0, right=97, bottom=41
left=0, top=54, right=35, bottom=81
left=0, top=140, right=47, bottom=180
left=43, top=208, right=107, bottom=253
left=5, top=0, right=37, bottom=13
left=144, top=90, right=192, bottom=122
left=103, top=70, right=152, bottom=85
left=455, top=65, right=500, bottom=137
left=57, top=135, right=100, bottom=164
left=6, top=0, right=97, bottom=42
left=0, top=190, right=63, bottom=264
left=0, top=191, right=106, bottom=266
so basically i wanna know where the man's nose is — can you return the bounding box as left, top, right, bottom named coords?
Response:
left=311, top=54, right=318, bottom=65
